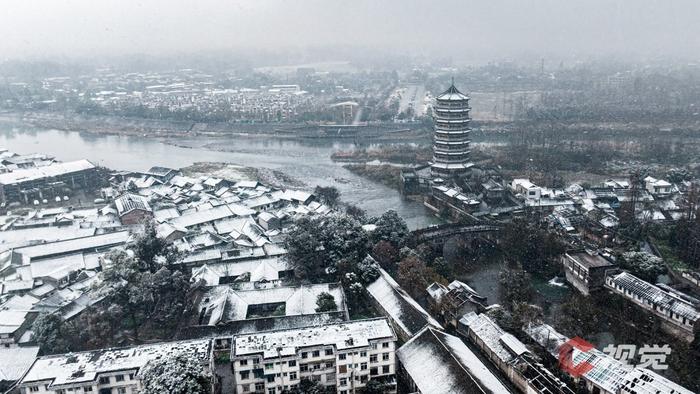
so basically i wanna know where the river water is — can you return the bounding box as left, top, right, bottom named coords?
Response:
left=0, top=121, right=440, bottom=229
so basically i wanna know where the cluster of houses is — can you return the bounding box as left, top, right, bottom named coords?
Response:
left=8, top=69, right=324, bottom=123
left=0, top=150, right=697, bottom=394
left=412, top=171, right=693, bottom=243
left=0, top=155, right=343, bottom=392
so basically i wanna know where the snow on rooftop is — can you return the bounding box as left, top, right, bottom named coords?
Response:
left=0, top=346, right=39, bottom=382
left=13, top=231, right=130, bottom=260
left=233, top=318, right=395, bottom=359
left=0, top=160, right=95, bottom=185
left=607, top=271, right=699, bottom=322
left=21, top=339, right=210, bottom=387
left=397, top=326, right=511, bottom=394
left=618, top=368, right=694, bottom=394
left=366, top=268, right=441, bottom=338
left=198, top=283, right=345, bottom=325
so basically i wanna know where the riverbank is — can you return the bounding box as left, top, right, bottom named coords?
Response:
left=181, top=161, right=305, bottom=190
left=10, top=111, right=432, bottom=143
left=343, top=164, right=403, bottom=190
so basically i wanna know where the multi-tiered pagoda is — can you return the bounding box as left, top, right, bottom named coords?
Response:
left=431, top=83, right=472, bottom=178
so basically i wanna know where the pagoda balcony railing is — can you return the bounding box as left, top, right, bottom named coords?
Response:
left=434, top=105, right=471, bottom=112
left=435, top=129, right=471, bottom=138
left=435, top=113, right=471, bottom=120
left=435, top=101, right=470, bottom=108
left=435, top=119, right=470, bottom=125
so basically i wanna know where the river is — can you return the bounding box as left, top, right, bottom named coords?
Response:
left=0, top=121, right=441, bottom=229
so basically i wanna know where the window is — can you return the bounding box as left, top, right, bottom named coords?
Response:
left=370, top=367, right=378, bottom=376
left=254, top=369, right=264, bottom=379
left=382, top=342, right=390, bottom=349
left=266, top=376, right=275, bottom=383
left=360, top=362, right=367, bottom=370
left=301, top=352, right=308, bottom=359
left=341, top=391, right=347, bottom=394
left=288, top=360, right=296, bottom=367
left=312, top=363, right=320, bottom=370
left=371, top=343, right=377, bottom=350
left=84, top=388, right=94, bottom=393
left=267, top=388, right=276, bottom=394
left=99, top=377, right=110, bottom=385
left=240, top=359, right=248, bottom=366
left=382, top=365, right=390, bottom=374
left=360, top=351, right=367, bottom=357
left=240, top=371, right=250, bottom=380
left=289, top=372, right=297, bottom=380
left=56, top=390, right=65, bottom=394
left=255, top=383, right=265, bottom=392
left=265, top=363, right=274, bottom=370
left=369, top=355, right=377, bottom=363
left=30, top=388, right=40, bottom=393
left=325, top=362, right=333, bottom=369
left=312, top=350, right=320, bottom=357
left=339, top=378, right=347, bottom=386
left=243, top=385, right=250, bottom=393
left=325, top=348, right=333, bottom=356
left=338, top=353, right=346, bottom=360
left=339, top=365, right=347, bottom=373
left=117, top=389, right=126, bottom=394
left=382, top=353, right=389, bottom=361
left=115, top=375, right=125, bottom=382
left=360, top=375, right=368, bottom=383
left=128, top=374, right=134, bottom=380
left=300, top=364, right=309, bottom=372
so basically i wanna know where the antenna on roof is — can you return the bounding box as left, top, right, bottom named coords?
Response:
left=451, top=76, right=455, bottom=86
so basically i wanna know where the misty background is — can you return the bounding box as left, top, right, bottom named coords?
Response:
left=2, top=0, right=699, bottom=67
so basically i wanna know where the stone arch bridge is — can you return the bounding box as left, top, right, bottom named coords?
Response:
left=409, top=223, right=503, bottom=249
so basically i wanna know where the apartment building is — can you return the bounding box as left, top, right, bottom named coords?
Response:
left=229, top=318, right=397, bottom=394
left=17, top=339, right=211, bottom=394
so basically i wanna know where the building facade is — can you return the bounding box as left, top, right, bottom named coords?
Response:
left=562, top=250, right=616, bottom=295
left=605, top=271, right=699, bottom=342
left=229, top=318, right=397, bottom=394
left=430, top=84, right=472, bottom=178
left=0, top=160, right=99, bottom=205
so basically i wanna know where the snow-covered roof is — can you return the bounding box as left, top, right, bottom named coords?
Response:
left=618, top=368, right=694, bottom=394
left=13, top=231, right=130, bottom=261
left=198, top=283, right=345, bottom=325
left=435, top=84, right=470, bottom=102
left=366, top=268, right=441, bottom=338
left=190, top=257, right=290, bottom=286
left=0, top=160, right=95, bottom=185
left=233, top=318, right=395, bottom=359
left=114, top=193, right=152, bottom=215
left=460, top=312, right=528, bottom=363
left=169, top=203, right=254, bottom=228
left=396, top=326, right=512, bottom=394
left=524, top=323, right=692, bottom=394
left=0, top=346, right=39, bottom=382
left=20, top=339, right=210, bottom=388
left=606, top=271, right=699, bottom=322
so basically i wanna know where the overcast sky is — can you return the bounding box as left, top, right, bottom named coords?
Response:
left=2, top=0, right=699, bottom=63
